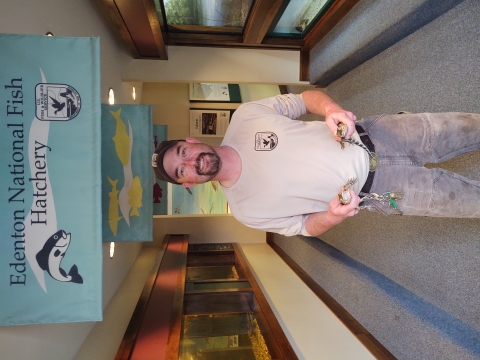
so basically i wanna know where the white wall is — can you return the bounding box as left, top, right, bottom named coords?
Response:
left=122, top=46, right=308, bottom=85
left=153, top=215, right=266, bottom=245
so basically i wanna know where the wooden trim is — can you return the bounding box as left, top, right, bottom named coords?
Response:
left=168, top=24, right=243, bottom=34
left=114, top=235, right=170, bottom=360
left=166, top=32, right=301, bottom=50
left=142, top=0, right=168, bottom=59
left=233, top=243, right=299, bottom=360
left=302, top=0, right=361, bottom=52
left=100, top=0, right=140, bottom=58
left=267, top=237, right=397, bottom=360
left=299, top=50, right=310, bottom=82
left=266, top=232, right=275, bottom=243
left=99, top=0, right=167, bottom=59
left=243, top=0, right=284, bottom=44
left=165, top=235, right=189, bottom=360
left=99, top=0, right=358, bottom=59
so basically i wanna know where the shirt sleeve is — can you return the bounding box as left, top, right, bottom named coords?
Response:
left=236, top=93, right=307, bottom=121
left=231, top=212, right=312, bottom=237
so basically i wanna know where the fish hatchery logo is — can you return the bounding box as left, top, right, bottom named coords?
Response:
left=35, top=83, right=81, bottom=121
left=255, top=132, right=278, bottom=151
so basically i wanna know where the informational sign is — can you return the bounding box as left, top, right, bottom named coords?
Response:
left=190, top=109, right=232, bottom=137
left=0, top=34, right=102, bottom=325
left=101, top=104, right=153, bottom=242
left=189, top=83, right=241, bottom=103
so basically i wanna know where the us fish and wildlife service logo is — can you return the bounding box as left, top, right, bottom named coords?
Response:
left=255, top=132, right=278, bottom=151
left=35, top=83, right=81, bottom=121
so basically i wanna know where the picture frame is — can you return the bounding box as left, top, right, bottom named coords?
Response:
left=190, top=108, right=235, bottom=137
left=189, top=83, right=241, bottom=103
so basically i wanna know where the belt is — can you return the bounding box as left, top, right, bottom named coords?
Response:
left=355, top=124, right=376, bottom=194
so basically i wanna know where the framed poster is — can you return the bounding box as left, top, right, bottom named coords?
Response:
left=189, top=83, right=241, bottom=103
left=190, top=109, right=234, bottom=137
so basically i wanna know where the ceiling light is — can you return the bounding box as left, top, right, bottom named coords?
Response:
left=132, top=87, right=136, bottom=101
left=109, top=242, right=115, bottom=258
left=108, top=88, right=115, bottom=105
left=46, top=32, right=53, bottom=36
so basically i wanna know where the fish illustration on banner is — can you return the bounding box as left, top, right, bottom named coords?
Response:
left=0, top=34, right=102, bottom=326
left=101, top=104, right=153, bottom=242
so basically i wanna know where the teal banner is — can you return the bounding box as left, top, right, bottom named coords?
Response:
left=0, top=34, right=102, bottom=325
left=101, top=104, right=153, bottom=242
left=153, top=125, right=168, bottom=215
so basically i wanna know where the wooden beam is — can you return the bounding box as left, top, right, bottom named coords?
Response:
left=299, top=50, right=309, bottom=82
left=168, top=24, right=243, bottom=34
left=100, top=0, right=167, bottom=59
left=143, top=0, right=168, bottom=59
left=302, top=0, right=361, bottom=52
left=100, top=0, right=140, bottom=58
left=243, top=0, right=285, bottom=44
left=167, top=32, right=301, bottom=50
left=165, top=235, right=189, bottom=360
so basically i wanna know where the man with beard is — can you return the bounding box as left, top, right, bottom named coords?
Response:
left=152, top=90, right=480, bottom=237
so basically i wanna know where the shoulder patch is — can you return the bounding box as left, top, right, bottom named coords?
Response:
left=255, top=132, right=278, bottom=151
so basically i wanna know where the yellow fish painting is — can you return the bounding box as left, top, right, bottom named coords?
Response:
left=211, top=180, right=218, bottom=191
left=128, top=176, right=143, bottom=216
left=107, top=177, right=123, bottom=236
left=110, top=108, right=131, bottom=166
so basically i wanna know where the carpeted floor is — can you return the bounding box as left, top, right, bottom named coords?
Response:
left=276, top=0, right=480, bottom=359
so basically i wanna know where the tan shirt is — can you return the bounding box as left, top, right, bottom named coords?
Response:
left=221, top=94, right=369, bottom=236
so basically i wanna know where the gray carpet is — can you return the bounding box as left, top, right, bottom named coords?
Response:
left=277, top=0, right=480, bottom=359
left=309, top=0, right=466, bottom=87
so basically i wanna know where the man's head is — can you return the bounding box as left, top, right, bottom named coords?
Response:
left=152, top=138, right=221, bottom=187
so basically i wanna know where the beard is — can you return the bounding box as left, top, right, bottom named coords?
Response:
left=196, top=152, right=221, bottom=176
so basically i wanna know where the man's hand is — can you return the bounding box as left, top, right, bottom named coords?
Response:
left=328, top=187, right=360, bottom=219
left=301, top=90, right=357, bottom=139
left=305, top=188, right=361, bottom=237
left=324, top=102, right=357, bottom=140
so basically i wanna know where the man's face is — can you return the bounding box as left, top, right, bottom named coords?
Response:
left=163, top=139, right=221, bottom=186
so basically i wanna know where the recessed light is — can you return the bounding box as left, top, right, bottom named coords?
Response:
left=108, top=88, right=115, bottom=105
left=109, top=242, right=115, bottom=258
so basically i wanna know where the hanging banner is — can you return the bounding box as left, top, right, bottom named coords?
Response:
left=0, top=34, right=102, bottom=325
left=101, top=104, right=153, bottom=242
left=153, top=125, right=168, bottom=215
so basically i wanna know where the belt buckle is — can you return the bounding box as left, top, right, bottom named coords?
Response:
left=369, top=152, right=379, bottom=172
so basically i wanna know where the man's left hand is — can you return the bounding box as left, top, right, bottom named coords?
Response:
left=324, top=106, right=357, bottom=140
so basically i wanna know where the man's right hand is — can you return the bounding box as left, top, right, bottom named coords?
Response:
left=304, top=189, right=361, bottom=237
left=327, top=188, right=360, bottom=220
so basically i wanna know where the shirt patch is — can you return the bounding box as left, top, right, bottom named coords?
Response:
left=255, top=132, right=278, bottom=151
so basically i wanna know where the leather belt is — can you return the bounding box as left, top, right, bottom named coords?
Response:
left=356, top=124, right=376, bottom=194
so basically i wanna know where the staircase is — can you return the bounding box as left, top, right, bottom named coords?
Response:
left=277, top=0, right=480, bottom=359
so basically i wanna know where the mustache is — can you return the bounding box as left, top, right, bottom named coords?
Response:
left=196, top=152, right=220, bottom=176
